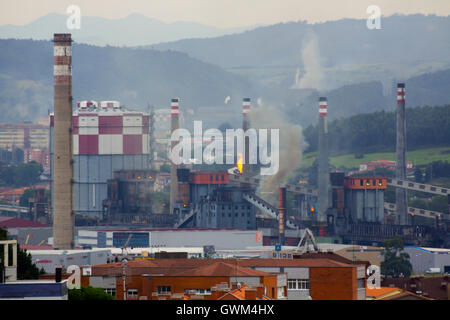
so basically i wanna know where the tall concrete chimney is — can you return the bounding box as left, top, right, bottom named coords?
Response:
left=52, top=34, right=74, bottom=249
left=396, top=83, right=408, bottom=225
left=169, top=98, right=180, bottom=215
left=242, top=98, right=251, bottom=176
left=317, top=97, right=329, bottom=224
left=278, top=187, right=287, bottom=245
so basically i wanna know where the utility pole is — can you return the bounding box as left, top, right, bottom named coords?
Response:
left=122, top=259, right=127, bottom=300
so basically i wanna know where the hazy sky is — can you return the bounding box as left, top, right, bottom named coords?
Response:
left=1, top=0, right=449, bottom=28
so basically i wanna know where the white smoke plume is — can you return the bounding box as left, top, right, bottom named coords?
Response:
left=292, top=33, right=324, bottom=90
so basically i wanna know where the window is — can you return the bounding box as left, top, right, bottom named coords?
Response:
left=288, top=279, right=309, bottom=290
left=357, top=279, right=365, bottom=289
left=185, top=288, right=211, bottom=295
left=157, top=286, right=171, bottom=294
left=104, top=288, right=116, bottom=297
left=127, top=289, right=138, bottom=299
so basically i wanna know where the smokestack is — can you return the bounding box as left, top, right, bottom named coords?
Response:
left=170, top=98, right=180, bottom=215
left=396, top=83, right=408, bottom=225
left=278, top=187, right=287, bottom=245
left=55, top=265, right=62, bottom=283
left=317, top=97, right=329, bottom=224
left=52, top=34, right=74, bottom=249
left=242, top=98, right=251, bottom=176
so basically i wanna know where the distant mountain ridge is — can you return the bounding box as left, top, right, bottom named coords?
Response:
left=0, top=38, right=449, bottom=129
left=0, top=13, right=261, bottom=46
left=151, top=14, right=450, bottom=91
left=151, top=14, right=450, bottom=68
left=0, top=38, right=259, bottom=123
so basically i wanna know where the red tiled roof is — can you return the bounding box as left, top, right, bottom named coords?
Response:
left=172, top=262, right=271, bottom=277
left=91, top=258, right=354, bottom=278
left=217, top=284, right=270, bottom=300
left=0, top=217, right=47, bottom=228
left=381, top=290, right=434, bottom=300
left=20, top=244, right=53, bottom=250
left=366, top=287, right=401, bottom=299
left=0, top=187, right=29, bottom=196
left=237, top=258, right=353, bottom=268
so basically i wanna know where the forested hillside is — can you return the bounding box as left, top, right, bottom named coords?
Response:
left=0, top=39, right=259, bottom=123
left=303, top=105, right=450, bottom=155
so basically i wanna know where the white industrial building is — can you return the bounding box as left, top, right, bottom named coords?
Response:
left=404, top=246, right=450, bottom=274
left=29, top=248, right=112, bottom=274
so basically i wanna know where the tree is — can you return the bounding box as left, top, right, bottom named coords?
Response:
left=380, top=237, right=412, bottom=277
left=68, top=286, right=115, bottom=300
left=159, top=163, right=171, bottom=173
left=414, top=167, right=423, bottom=183
left=19, top=188, right=34, bottom=207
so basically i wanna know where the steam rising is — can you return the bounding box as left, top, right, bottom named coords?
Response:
left=248, top=103, right=306, bottom=203
left=292, top=33, right=324, bottom=90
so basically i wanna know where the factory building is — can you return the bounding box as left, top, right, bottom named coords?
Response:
left=50, top=100, right=151, bottom=218
left=28, top=248, right=112, bottom=274
left=343, top=176, right=386, bottom=223
left=359, top=160, right=414, bottom=173
left=102, top=169, right=156, bottom=224
left=292, top=173, right=387, bottom=234
left=174, top=170, right=257, bottom=230
left=76, top=228, right=262, bottom=250
left=403, top=246, right=450, bottom=274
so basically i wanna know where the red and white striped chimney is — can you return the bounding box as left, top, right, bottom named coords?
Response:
left=242, top=98, right=251, bottom=176
left=170, top=98, right=180, bottom=215
left=53, top=33, right=74, bottom=250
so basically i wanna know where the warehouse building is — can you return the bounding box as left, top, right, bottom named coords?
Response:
left=28, top=248, right=111, bottom=274
left=404, top=246, right=450, bottom=274
left=76, top=228, right=263, bottom=250
left=50, top=101, right=151, bottom=218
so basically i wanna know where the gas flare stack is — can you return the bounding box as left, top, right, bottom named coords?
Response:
left=242, top=98, right=251, bottom=176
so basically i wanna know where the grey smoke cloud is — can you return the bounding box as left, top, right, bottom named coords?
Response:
left=248, top=102, right=307, bottom=204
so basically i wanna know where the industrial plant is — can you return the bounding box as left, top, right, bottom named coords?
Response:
left=44, top=33, right=450, bottom=251
left=1, top=13, right=449, bottom=303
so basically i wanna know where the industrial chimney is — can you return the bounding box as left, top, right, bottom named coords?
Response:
left=52, top=34, right=74, bottom=249
left=396, top=83, right=408, bottom=225
left=317, top=97, right=329, bottom=224
left=170, top=98, right=180, bottom=215
left=278, top=187, right=287, bottom=245
left=242, top=98, right=251, bottom=176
